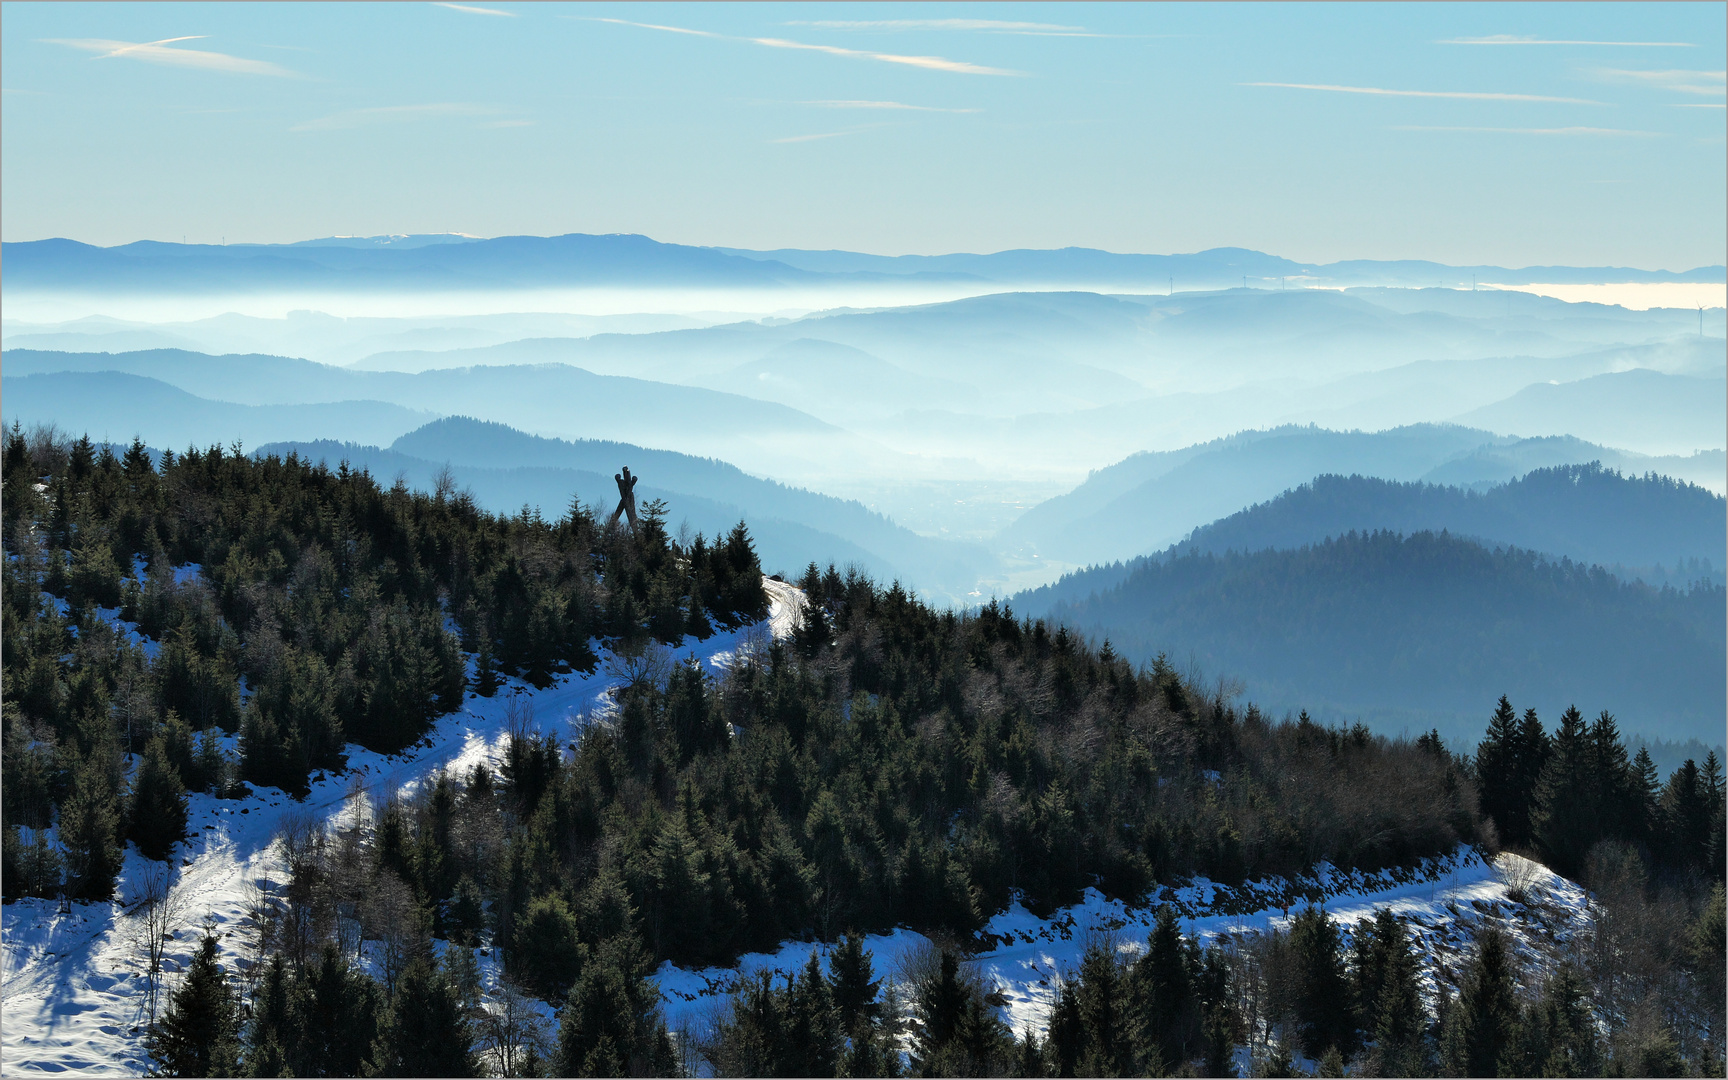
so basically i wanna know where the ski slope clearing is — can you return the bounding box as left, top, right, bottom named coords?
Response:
left=0, top=573, right=1589, bottom=1076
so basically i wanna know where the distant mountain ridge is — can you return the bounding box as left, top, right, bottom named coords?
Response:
left=262, top=417, right=994, bottom=603
left=1182, top=466, right=1725, bottom=580
left=718, top=243, right=1726, bottom=288
left=4, top=232, right=1720, bottom=294
left=0, top=348, right=910, bottom=485
left=999, top=423, right=1726, bottom=567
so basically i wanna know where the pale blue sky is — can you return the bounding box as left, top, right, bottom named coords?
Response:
left=2, top=2, right=1723, bottom=267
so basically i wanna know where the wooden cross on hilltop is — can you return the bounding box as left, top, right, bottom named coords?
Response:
left=609, top=466, right=640, bottom=531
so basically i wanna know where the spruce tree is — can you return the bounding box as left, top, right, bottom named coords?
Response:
left=1288, top=906, right=1354, bottom=1060
left=1588, top=710, right=1635, bottom=842
left=555, top=933, right=673, bottom=1078
left=829, top=930, right=883, bottom=1034
left=128, top=735, right=189, bottom=861
left=1631, top=746, right=1661, bottom=847
left=1659, top=759, right=1711, bottom=877
left=1132, top=905, right=1194, bottom=1072
left=1074, top=941, right=1130, bottom=1076
left=1360, top=911, right=1423, bottom=1075
left=149, top=931, right=240, bottom=1078
left=244, top=955, right=293, bottom=1078
left=1442, top=927, right=1520, bottom=1078
left=369, top=955, right=478, bottom=1077
left=1514, top=963, right=1598, bottom=1078
left=60, top=751, right=123, bottom=900
left=295, top=942, right=383, bottom=1078
left=1532, top=705, right=1597, bottom=878
left=787, top=950, right=841, bottom=1077
left=1474, top=696, right=1522, bottom=846
left=1046, top=977, right=1082, bottom=1079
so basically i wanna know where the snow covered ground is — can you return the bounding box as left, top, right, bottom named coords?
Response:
left=653, top=850, right=1592, bottom=1047
left=0, top=573, right=1590, bottom=1076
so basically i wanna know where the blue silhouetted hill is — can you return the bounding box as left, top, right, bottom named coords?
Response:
left=1016, top=529, right=1725, bottom=746
left=1179, top=465, right=1724, bottom=584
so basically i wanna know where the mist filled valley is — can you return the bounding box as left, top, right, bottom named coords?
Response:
left=6, top=233, right=1725, bottom=750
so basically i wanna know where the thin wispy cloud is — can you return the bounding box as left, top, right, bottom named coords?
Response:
left=785, top=19, right=1110, bottom=38
left=1591, top=68, right=1727, bottom=96
left=1670, top=102, right=1727, bottom=109
left=803, top=100, right=979, bottom=113
left=590, top=18, right=1021, bottom=76
left=791, top=19, right=1083, bottom=32
left=434, top=2, right=515, bottom=15
left=45, top=36, right=295, bottom=76
left=771, top=131, right=849, bottom=144
left=1393, top=125, right=1659, bottom=136
left=1246, top=82, right=1601, bottom=104
left=291, top=103, right=498, bottom=132
left=1440, top=35, right=1694, bottom=47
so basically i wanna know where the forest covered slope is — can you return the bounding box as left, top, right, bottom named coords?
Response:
left=1179, top=464, right=1724, bottom=584
left=2, top=424, right=1723, bottom=1077
left=1016, top=529, right=1725, bottom=745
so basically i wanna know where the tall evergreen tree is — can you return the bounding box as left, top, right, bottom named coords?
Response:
left=1073, top=941, right=1131, bottom=1076
left=1364, top=913, right=1425, bottom=1076
left=292, top=942, right=383, bottom=1079
left=60, top=751, right=123, bottom=900
left=127, top=734, right=189, bottom=861
left=369, top=955, right=478, bottom=1078
left=1587, top=711, right=1635, bottom=843
left=555, top=933, right=674, bottom=1078
left=1532, top=705, right=1598, bottom=878
left=1474, top=696, right=1523, bottom=846
left=1288, top=906, right=1354, bottom=1060
left=1130, top=905, right=1195, bottom=1072
left=1513, top=964, right=1599, bottom=1079
left=243, top=955, right=292, bottom=1078
left=1659, top=758, right=1712, bottom=878
left=829, top=931, right=883, bottom=1034
left=786, top=950, right=842, bottom=1078
left=1046, top=977, right=1083, bottom=1079
left=149, top=931, right=241, bottom=1078
left=1441, top=928, right=1520, bottom=1078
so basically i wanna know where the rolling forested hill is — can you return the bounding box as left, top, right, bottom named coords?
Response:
left=1016, top=530, right=1726, bottom=745
left=1180, top=465, right=1724, bottom=585
left=259, top=417, right=994, bottom=598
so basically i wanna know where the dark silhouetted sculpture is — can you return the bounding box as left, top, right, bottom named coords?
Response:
left=610, top=466, right=640, bottom=532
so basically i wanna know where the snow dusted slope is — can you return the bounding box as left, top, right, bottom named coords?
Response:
left=1, top=574, right=1589, bottom=1076
left=654, top=851, right=1592, bottom=1049
left=0, top=578, right=806, bottom=1076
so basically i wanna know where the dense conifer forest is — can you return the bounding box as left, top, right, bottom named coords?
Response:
left=2, top=424, right=1723, bottom=1077
left=1018, top=528, right=1726, bottom=744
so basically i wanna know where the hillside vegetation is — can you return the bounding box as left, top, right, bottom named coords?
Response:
left=1017, top=529, right=1725, bottom=746
left=3, top=424, right=1724, bottom=1077
left=1180, top=464, right=1724, bottom=585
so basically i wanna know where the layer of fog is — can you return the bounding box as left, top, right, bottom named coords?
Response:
left=4, top=279, right=1723, bottom=601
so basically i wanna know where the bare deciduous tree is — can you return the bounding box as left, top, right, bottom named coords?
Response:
left=479, top=975, right=551, bottom=1078
left=132, top=864, right=186, bottom=1023
left=362, top=871, right=425, bottom=998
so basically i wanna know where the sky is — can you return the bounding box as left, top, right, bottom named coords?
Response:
left=2, top=2, right=1724, bottom=268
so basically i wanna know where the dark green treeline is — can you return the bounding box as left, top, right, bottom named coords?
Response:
left=0, top=425, right=766, bottom=900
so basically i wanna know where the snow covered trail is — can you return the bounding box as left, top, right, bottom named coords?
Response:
left=653, top=850, right=1592, bottom=1042
left=0, top=579, right=804, bottom=1076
